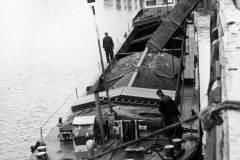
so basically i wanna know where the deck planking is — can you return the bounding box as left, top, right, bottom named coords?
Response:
left=184, top=24, right=197, bottom=80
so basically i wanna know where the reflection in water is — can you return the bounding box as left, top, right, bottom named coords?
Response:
left=123, top=0, right=127, bottom=9
left=104, top=0, right=114, bottom=9
left=140, top=0, right=144, bottom=8
left=114, top=0, right=143, bottom=11
left=127, top=0, right=132, bottom=11
left=134, top=0, right=138, bottom=9
left=116, top=0, right=122, bottom=10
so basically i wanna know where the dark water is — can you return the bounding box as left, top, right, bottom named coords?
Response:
left=0, top=1, right=210, bottom=160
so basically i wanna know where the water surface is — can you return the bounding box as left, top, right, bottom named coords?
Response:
left=0, top=1, right=210, bottom=160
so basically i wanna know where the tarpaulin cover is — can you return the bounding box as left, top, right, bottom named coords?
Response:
left=152, top=52, right=180, bottom=78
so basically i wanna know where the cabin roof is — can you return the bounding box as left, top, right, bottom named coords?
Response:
left=75, top=87, right=175, bottom=104
left=72, top=115, right=96, bottom=125
left=71, top=87, right=176, bottom=112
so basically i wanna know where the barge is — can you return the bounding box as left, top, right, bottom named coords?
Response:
left=30, top=0, right=202, bottom=159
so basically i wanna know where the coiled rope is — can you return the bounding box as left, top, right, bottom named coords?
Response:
left=86, top=100, right=240, bottom=160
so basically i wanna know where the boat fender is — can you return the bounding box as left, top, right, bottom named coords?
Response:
left=30, top=141, right=40, bottom=153
left=30, top=146, right=34, bottom=153
left=36, top=151, right=47, bottom=160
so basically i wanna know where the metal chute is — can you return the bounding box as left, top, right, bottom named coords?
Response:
left=147, top=0, right=201, bottom=52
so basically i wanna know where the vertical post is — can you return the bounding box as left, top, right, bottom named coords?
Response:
left=106, top=86, right=112, bottom=110
left=94, top=91, right=105, bottom=144
left=75, top=88, right=79, bottom=99
left=91, top=5, right=105, bottom=77
left=172, top=54, right=174, bottom=74
left=167, top=0, right=169, bottom=13
left=90, top=3, right=112, bottom=119
left=40, top=127, right=43, bottom=142
left=161, top=0, right=164, bottom=17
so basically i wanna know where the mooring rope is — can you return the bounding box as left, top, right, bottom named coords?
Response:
left=200, top=100, right=240, bottom=131
left=40, top=64, right=99, bottom=128
left=86, top=100, right=240, bottom=160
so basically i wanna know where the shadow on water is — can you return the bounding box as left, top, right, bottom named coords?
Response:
left=104, top=0, right=114, bottom=9
left=127, top=0, right=132, bottom=11
left=116, top=0, right=122, bottom=10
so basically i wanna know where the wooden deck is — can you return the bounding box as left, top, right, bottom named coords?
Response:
left=184, top=24, right=197, bottom=80
left=182, top=22, right=200, bottom=132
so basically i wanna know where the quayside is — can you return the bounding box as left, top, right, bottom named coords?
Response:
left=30, top=0, right=202, bottom=160
left=205, top=0, right=240, bottom=159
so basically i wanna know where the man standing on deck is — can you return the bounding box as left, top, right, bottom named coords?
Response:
left=103, top=32, right=114, bottom=63
left=157, top=89, right=182, bottom=138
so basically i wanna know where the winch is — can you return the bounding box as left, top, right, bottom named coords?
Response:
left=111, top=119, right=148, bottom=142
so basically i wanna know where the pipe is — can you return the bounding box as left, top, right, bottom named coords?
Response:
left=94, top=91, right=105, bottom=144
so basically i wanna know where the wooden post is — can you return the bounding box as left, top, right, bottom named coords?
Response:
left=40, top=127, right=43, bottom=142
left=75, top=88, right=78, bottom=99
left=94, top=91, right=105, bottom=144
left=106, top=86, right=113, bottom=111
left=91, top=5, right=105, bottom=77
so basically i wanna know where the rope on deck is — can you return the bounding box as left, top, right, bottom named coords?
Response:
left=85, top=100, right=240, bottom=160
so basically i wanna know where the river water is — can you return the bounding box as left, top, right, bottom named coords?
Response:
left=0, top=1, right=209, bottom=160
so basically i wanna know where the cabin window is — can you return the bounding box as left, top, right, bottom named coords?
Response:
left=73, top=125, right=94, bottom=138
left=146, top=0, right=156, bottom=6
left=146, top=0, right=175, bottom=6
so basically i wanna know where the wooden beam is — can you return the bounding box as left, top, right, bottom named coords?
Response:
left=128, top=48, right=149, bottom=87
left=136, top=22, right=160, bottom=32
left=129, top=34, right=152, bottom=45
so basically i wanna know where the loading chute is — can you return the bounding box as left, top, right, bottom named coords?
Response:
left=147, top=0, right=201, bottom=52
